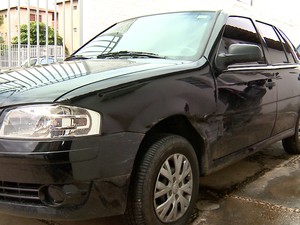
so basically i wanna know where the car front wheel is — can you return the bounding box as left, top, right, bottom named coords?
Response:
left=125, top=135, right=199, bottom=225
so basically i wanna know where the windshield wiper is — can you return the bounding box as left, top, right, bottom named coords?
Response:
left=97, top=51, right=166, bottom=59
left=65, top=55, right=91, bottom=61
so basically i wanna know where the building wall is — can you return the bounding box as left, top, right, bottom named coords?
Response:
left=57, top=0, right=79, bottom=54
left=80, top=0, right=228, bottom=45
left=79, top=0, right=300, bottom=47
left=52, top=0, right=300, bottom=55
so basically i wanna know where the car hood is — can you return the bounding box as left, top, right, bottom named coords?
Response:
left=0, top=58, right=199, bottom=107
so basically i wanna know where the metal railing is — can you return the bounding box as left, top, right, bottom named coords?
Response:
left=1, top=0, right=80, bottom=69
left=0, top=44, right=63, bottom=68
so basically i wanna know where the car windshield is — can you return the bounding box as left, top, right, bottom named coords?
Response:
left=73, top=11, right=216, bottom=60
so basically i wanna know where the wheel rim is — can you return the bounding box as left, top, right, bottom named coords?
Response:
left=154, top=153, right=193, bottom=222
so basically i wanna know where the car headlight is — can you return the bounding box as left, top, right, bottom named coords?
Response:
left=0, top=104, right=101, bottom=139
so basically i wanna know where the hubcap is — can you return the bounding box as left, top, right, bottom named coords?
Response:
left=154, top=153, right=193, bottom=222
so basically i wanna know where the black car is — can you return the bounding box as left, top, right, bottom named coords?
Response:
left=0, top=10, right=299, bottom=225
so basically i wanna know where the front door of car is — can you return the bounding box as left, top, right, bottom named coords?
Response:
left=211, top=16, right=277, bottom=160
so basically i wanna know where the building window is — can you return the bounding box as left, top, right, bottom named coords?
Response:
left=30, top=14, right=35, bottom=21
left=73, top=5, right=77, bottom=10
left=30, top=14, right=42, bottom=22
left=74, top=27, right=77, bottom=32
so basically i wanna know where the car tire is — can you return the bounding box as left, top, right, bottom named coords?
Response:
left=125, top=135, right=199, bottom=225
left=282, top=114, right=300, bottom=154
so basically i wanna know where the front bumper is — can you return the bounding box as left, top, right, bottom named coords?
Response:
left=0, top=132, right=144, bottom=220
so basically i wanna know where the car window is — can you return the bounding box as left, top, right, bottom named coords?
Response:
left=218, top=16, right=265, bottom=67
left=255, top=21, right=289, bottom=64
left=279, top=36, right=294, bottom=63
left=41, top=58, right=55, bottom=64
left=40, top=58, right=47, bottom=64
left=277, top=28, right=298, bottom=62
left=74, top=12, right=216, bottom=60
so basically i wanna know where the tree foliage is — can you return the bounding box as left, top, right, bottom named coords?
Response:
left=12, top=22, right=63, bottom=45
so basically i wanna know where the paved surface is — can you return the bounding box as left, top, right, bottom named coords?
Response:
left=193, top=141, right=300, bottom=225
left=1, top=142, right=300, bottom=225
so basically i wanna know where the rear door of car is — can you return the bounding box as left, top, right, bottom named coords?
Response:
left=255, top=21, right=300, bottom=136
left=211, top=16, right=278, bottom=160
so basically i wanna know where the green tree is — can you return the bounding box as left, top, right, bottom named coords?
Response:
left=12, top=22, right=63, bottom=45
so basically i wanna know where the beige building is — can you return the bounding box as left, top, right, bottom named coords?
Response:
left=56, top=0, right=79, bottom=54
left=0, top=5, right=55, bottom=44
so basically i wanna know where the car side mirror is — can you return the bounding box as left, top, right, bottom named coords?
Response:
left=215, top=44, right=263, bottom=71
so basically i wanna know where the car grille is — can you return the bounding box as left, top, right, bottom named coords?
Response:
left=0, top=181, right=42, bottom=205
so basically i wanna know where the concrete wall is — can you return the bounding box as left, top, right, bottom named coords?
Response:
left=80, top=0, right=300, bottom=48
left=80, top=0, right=235, bottom=44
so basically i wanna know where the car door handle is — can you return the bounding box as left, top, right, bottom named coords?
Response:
left=266, top=79, right=275, bottom=89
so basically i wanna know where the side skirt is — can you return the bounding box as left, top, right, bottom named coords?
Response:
left=202, top=128, right=294, bottom=176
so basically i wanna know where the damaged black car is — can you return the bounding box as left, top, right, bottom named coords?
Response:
left=0, top=10, right=299, bottom=225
